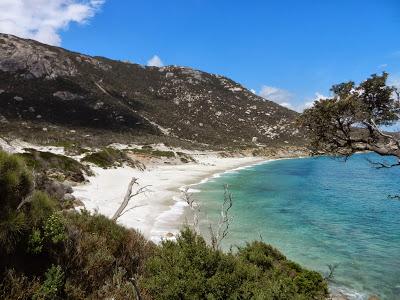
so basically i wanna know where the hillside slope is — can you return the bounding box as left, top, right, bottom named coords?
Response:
left=0, top=33, right=302, bottom=147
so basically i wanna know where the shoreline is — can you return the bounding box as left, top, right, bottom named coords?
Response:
left=0, top=139, right=371, bottom=299
left=72, top=153, right=268, bottom=242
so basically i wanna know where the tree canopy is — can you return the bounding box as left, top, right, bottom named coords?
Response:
left=299, top=72, right=400, bottom=164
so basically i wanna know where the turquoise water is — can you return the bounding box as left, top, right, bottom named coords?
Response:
left=195, top=153, right=400, bottom=300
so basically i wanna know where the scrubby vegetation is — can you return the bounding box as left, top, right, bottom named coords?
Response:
left=82, top=147, right=129, bottom=168
left=82, top=148, right=144, bottom=170
left=17, top=149, right=91, bottom=182
left=131, top=148, right=176, bottom=158
left=141, top=229, right=328, bottom=299
left=0, top=150, right=328, bottom=299
left=176, top=151, right=196, bottom=163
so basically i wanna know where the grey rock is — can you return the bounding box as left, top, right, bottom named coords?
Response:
left=0, top=114, right=8, bottom=124
left=53, top=91, right=83, bottom=101
left=0, top=138, right=15, bottom=152
left=0, top=34, right=110, bottom=79
left=63, top=193, right=76, bottom=202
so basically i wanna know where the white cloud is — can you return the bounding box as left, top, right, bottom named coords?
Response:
left=147, top=55, right=164, bottom=67
left=0, top=0, right=104, bottom=46
left=259, top=85, right=293, bottom=104
left=300, top=92, right=327, bottom=111
left=258, top=85, right=330, bottom=112
left=279, top=102, right=293, bottom=109
left=378, top=63, right=388, bottom=68
left=388, top=74, right=400, bottom=89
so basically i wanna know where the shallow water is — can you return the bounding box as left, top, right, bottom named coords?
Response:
left=195, top=153, right=400, bottom=300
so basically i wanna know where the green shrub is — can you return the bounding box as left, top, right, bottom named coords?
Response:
left=176, top=151, right=195, bottom=163
left=131, top=148, right=176, bottom=158
left=59, top=211, right=155, bottom=298
left=0, top=151, right=33, bottom=209
left=17, top=149, right=91, bottom=182
left=34, top=265, right=64, bottom=300
left=28, top=191, right=58, bottom=227
left=0, top=151, right=32, bottom=252
left=141, top=228, right=329, bottom=300
left=28, top=228, right=44, bottom=254
left=82, top=148, right=128, bottom=168
left=0, top=211, right=27, bottom=254
left=44, top=213, right=66, bottom=244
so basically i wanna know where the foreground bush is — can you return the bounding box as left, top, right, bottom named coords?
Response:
left=1, top=150, right=328, bottom=299
left=0, top=151, right=154, bottom=299
left=141, top=228, right=328, bottom=299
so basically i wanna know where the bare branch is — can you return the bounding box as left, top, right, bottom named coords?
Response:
left=365, top=119, right=400, bottom=148
left=181, top=187, right=200, bottom=234
left=16, top=194, right=33, bottom=211
left=118, top=204, right=147, bottom=218
left=112, top=178, right=151, bottom=221
left=209, top=184, right=233, bottom=250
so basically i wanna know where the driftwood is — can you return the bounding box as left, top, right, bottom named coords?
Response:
left=182, top=187, right=200, bottom=234
left=182, top=184, right=234, bottom=250
left=209, top=184, right=233, bottom=250
left=112, top=177, right=150, bottom=221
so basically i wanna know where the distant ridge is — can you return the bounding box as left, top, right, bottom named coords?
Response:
left=0, top=33, right=303, bottom=147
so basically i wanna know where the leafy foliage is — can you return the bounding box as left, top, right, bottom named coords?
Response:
left=28, top=228, right=44, bottom=254
left=34, top=265, right=64, bottom=300
left=43, top=213, right=66, bottom=244
left=141, top=228, right=328, bottom=299
left=299, top=72, right=400, bottom=159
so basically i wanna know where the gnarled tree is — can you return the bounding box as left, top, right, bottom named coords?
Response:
left=298, top=72, right=400, bottom=165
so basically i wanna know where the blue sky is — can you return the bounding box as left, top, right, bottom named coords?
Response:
left=1, top=0, right=400, bottom=110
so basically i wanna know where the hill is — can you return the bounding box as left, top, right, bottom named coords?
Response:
left=0, top=33, right=303, bottom=148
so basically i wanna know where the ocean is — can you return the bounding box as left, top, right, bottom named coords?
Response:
left=194, top=153, right=400, bottom=300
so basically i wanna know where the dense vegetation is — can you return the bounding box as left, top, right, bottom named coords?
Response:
left=17, top=149, right=91, bottom=182
left=82, top=148, right=131, bottom=168
left=299, top=72, right=400, bottom=161
left=0, top=150, right=328, bottom=299
left=142, top=229, right=328, bottom=299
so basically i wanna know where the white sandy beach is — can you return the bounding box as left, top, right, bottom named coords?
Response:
left=72, top=153, right=265, bottom=243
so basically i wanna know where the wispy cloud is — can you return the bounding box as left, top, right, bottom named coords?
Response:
left=388, top=74, right=400, bottom=88
left=0, top=0, right=104, bottom=46
left=147, top=55, right=164, bottom=67
left=258, top=85, right=328, bottom=112
left=391, top=50, right=400, bottom=58
left=300, top=92, right=327, bottom=111
left=259, top=85, right=293, bottom=108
